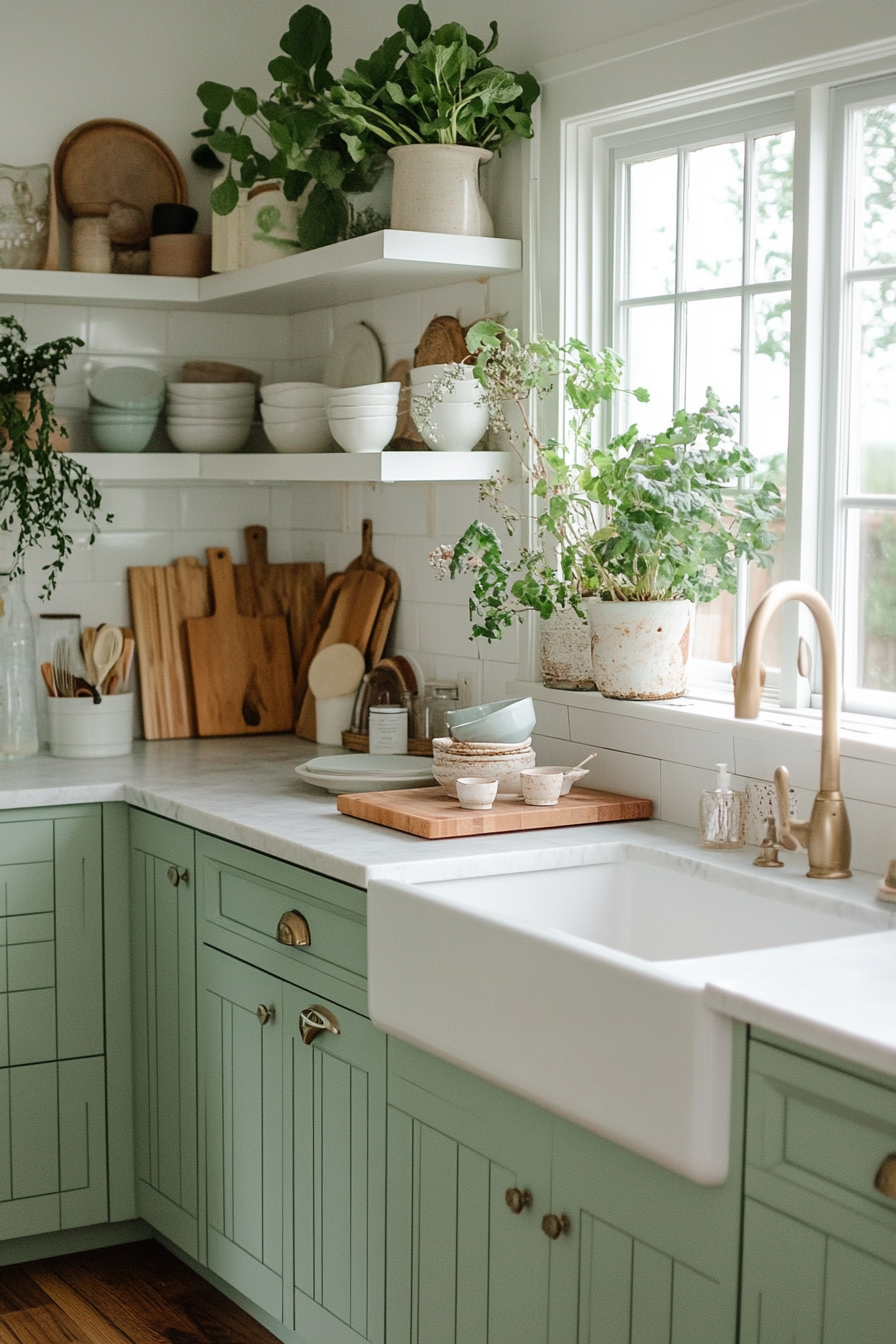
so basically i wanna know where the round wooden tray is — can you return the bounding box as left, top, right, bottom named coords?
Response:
left=54, top=119, right=187, bottom=238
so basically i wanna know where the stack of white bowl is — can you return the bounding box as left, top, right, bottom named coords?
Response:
left=167, top=382, right=255, bottom=453
left=326, top=382, right=400, bottom=454
left=410, top=363, right=489, bottom=452
left=260, top=382, right=331, bottom=453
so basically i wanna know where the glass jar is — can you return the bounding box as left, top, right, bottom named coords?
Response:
left=0, top=164, right=51, bottom=270
left=418, top=680, right=459, bottom=740
left=0, top=573, right=37, bottom=758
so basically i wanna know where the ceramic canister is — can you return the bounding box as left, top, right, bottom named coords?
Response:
left=369, top=705, right=408, bottom=755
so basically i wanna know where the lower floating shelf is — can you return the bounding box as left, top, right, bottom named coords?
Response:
left=71, top=450, right=517, bottom=484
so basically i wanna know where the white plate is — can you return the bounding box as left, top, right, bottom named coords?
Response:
left=296, top=754, right=434, bottom=795
left=324, top=324, right=383, bottom=389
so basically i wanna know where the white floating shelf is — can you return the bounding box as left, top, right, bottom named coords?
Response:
left=0, top=231, right=521, bottom=315
left=72, top=451, right=517, bottom=485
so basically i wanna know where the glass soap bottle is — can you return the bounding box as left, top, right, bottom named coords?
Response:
left=0, top=573, right=38, bottom=758
left=699, top=762, right=745, bottom=849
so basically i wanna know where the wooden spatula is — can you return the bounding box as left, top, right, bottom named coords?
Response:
left=186, top=547, right=293, bottom=736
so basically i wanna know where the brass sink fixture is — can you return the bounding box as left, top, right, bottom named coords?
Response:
left=734, top=581, right=851, bottom=879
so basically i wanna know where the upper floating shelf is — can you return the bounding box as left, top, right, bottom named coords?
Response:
left=72, top=450, right=518, bottom=484
left=0, top=231, right=522, bottom=315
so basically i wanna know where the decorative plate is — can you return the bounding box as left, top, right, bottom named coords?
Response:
left=324, top=323, right=383, bottom=389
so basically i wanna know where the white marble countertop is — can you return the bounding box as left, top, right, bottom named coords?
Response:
left=5, top=734, right=896, bottom=1082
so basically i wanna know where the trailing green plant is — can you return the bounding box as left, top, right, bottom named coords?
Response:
left=0, top=316, right=109, bottom=598
left=428, top=322, right=781, bottom=641
left=329, top=2, right=539, bottom=153
left=193, top=5, right=388, bottom=251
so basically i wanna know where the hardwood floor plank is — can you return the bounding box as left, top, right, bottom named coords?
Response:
left=0, top=1304, right=91, bottom=1344
left=23, top=1267, right=134, bottom=1344
left=0, top=1267, right=51, bottom=1316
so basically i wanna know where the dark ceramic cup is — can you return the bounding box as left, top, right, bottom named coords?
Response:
left=151, top=203, right=198, bottom=236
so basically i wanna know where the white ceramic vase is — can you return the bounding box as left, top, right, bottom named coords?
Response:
left=387, top=144, right=494, bottom=236
left=540, top=606, right=596, bottom=690
left=585, top=598, right=695, bottom=700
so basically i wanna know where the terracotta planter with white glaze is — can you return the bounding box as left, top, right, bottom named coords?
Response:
left=585, top=598, right=694, bottom=700
left=388, top=144, right=494, bottom=236
left=540, top=606, right=596, bottom=690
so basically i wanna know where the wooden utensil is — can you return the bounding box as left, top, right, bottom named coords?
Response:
left=345, top=519, right=400, bottom=668
left=307, top=644, right=366, bottom=701
left=54, top=118, right=186, bottom=225
left=181, top=361, right=260, bottom=385
left=295, top=568, right=386, bottom=740
left=235, top=525, right=326, bottom=674
left=186, top=548, right=293, bottom=737
left=105, top=628, right=135, bottom=695
left=337, top=785, right=654, bottom=840
left=92, top=625, right=124, bottom=693
left=81, top=627, right=98, bottom=687
left=129, top=557, right=210, bottom=739
left=40, top=662, right=57, bottom=697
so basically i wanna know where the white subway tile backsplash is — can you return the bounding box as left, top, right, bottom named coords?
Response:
left=87, top=307, right=168, bottom=355
left=290, top=307, right=333, bottom=360
left=533, top=699, right=570, bottom=741
left=389, top=602, right=419, bottom=652
left=482, top=660, right=515, bottom=703
left=22, top=303, right=88, bottom=346
left=99, top=488, right=180, bottom=532
left=91, top=531, right=177, bottom=573
left=179, top=486, right=271, bottom=534
left=562, top=740, right=662, bottom=804
left=842, top=798, right=895, bottom=878
left=417, top=281, right=488, bottom=329
left=733, top=734, right=821, bottom=790
left=347, top=483, right=430, bottom=538
left=417, top=602, right=479, bottom=658
left=167, top=312, right=289, bottom=362
left=292, top=483, right=343, bottom=533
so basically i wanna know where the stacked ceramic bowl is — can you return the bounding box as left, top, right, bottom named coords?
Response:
left=260, top=382, right=331, bottom=454
left=166, top=382, right=255, bottom=453
left=431, top=737, right=536, bottom=799
left=410, top=363, right=488, bottom=452
left=327, top=381, right=400, bottom=454
left=87, top=366, right=165, bottom=453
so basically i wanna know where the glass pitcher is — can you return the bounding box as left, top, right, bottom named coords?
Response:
left=0, top=573, right=38, bottom=757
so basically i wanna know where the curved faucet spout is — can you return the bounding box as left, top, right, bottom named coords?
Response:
left=734, top=581, right=850, bottom=878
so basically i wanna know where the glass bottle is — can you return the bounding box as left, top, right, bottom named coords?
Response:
left=0, top=573, right=38, bottom=758
left=699, top=762, right=745, bottom=849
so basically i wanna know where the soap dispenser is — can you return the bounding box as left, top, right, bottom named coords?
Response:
left=699, top=763, right=745, bottom=850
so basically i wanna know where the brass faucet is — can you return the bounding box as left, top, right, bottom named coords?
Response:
left=734, top=581, right=851, bottom=879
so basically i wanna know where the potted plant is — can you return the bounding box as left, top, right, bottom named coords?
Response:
left=193, top=6, right=389, bottom=252
left=428, top=322, right=781, bottom=699
left=328, top=2, right=540, bottom=235
left=0, top=316, right=108, bottom=598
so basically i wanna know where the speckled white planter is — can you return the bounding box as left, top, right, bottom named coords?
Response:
left=387, top=144, right=494, bottom=236
left=540, top=606, right=596, bottom=690
left=585, top=598, right=694, bottom=700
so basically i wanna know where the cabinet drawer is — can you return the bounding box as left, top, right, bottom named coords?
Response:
left=748, top=1039, right=896, bottom=1236
left=197, top=833, right=366, bottom=986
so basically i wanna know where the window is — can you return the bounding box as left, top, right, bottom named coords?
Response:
left=610, top=111, right=794, bottom=674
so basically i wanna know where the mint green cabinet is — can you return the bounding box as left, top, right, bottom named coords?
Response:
left=129, top=809, right=198, bottom=1256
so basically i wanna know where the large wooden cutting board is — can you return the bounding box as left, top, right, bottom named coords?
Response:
left=129, top=556, right=209, bottom=739
left=234, top=525, right=325, bottom=676
left=186, top=548, right=293, bottom=736
left=337, top=785, right=653, bottom=839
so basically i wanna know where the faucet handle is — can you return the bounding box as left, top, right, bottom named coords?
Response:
left=774, top=766, right=803, bottom=851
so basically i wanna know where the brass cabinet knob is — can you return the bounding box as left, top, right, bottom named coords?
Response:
left=299, top=1004, right=340, bottom=1045
left=277, top=910, right=311, bottom=947
left=167, top=866, right=189, bottom=887
left=875, top=1154, right=896, bottom=1199
left=256, top=1004, right=274, bottom=1027
left=505, top=1187, right=533, bottom=1215
left=541, top=1213, right=571, bottom=1240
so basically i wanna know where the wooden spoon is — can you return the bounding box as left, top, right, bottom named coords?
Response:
left=81, top=627, right=98, bottom=686
left=92, top=625, right=124, bottom=695
left=40, top=662, right=57, bottom=697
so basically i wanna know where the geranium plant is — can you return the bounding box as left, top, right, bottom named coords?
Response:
left=429, top=322, right=781, bottom=642
left=0, top=316, right=108, bottom=598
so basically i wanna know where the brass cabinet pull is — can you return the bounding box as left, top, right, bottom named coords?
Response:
left=277, top=910, right=311, bottom=947
left=256, top=1004, right=275, bottom=1027
left=299, top=1004, right=340, bottom=1045
left=542, top=1213, right=571, bottom=1239
left=167, top=866, right=189, bottom=887
left=875, top=1154, right=896, bottom=1199
left=505, top=1187, right=533, bottom=1215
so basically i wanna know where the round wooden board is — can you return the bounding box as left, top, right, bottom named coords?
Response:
left=54, top=119, right=187, bottom=233
left=414, top=315, right=468, bottom=367
left=308, top=642, right=366, bottom=701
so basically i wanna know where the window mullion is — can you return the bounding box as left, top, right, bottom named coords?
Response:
left=673, top=150, right=687, bottom=410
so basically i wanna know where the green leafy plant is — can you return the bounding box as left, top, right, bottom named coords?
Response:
left=329, top=2, right=539, bottom=153
left=428, top=322, right=781, bottom=641
left=193, top=5, right=387, bottom=251
left=0, top=316, right=108, bottom=598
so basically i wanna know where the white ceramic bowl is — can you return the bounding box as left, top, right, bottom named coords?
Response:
left=519, top=764, right=589, bottom=795
left=520, top=769, right=564, bottom=806
left=412, top=397, right=488, bottom=452
left=447, top=696, right=537, bottom=744
left=260, top=403, right=328, bottom=423
left=411, top=380, right=485, bottom=403
left=327, top=403, right=398, bottom=421
left=262, top=418, right=332, bottom=453
left=329, top=413, right=397, bottom=454
left=455, top=778, right=499, bottom=810
left=166, top=419, right=252, bottom=453
left=166, top=400, right=254, bottom=421
left=168, top=382, right=256, bottom=400
left=432, top=746, right=536, bottom=798
left=330, top=381, right=400, bottom=397
left=409, top=363, right=474, bottom=385
left=327, top=391, right=400, bottom=409
left=261, top=383, right=330, bottom=408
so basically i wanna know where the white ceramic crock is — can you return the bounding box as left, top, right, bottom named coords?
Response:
left=48, top=693, right=134, bottom=758
left=387, top=144, right=494, bottom=236
left=585, top=598, right=695, bottom=700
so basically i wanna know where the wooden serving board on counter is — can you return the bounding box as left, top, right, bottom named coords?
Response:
left=337, top=785, right=653, bottom=839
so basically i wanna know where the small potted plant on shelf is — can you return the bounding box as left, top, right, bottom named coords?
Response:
left=0, top=316, right=108, bottom=598
left=428, top=322, right=781, bottom=700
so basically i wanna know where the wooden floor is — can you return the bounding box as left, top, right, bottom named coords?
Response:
left=0, top=1240, right=279, bottom=1344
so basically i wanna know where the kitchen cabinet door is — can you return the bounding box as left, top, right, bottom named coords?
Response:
left=287, top=984, right=387, bottom=1344
left=130, top=810, right=198, bottom=1257
left=201, top=946, right=284, bottom=1323
left=385, top=1039, right=552, bottom=1344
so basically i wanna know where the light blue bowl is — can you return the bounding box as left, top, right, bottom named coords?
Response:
left=88, top=411, right=158, bottom=453
left=446, top=696, right=536, bottom=744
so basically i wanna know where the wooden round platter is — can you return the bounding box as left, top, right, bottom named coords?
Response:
left=54, top=119, right=187, bottom=240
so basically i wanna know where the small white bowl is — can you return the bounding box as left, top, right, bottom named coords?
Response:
left=327, top=392, right=400, bottom=409
left=520, top=769, right=564, bottom=807
left=412, top=398, right=488, bottom=452
left=168, top=382, right=256, bottom=400
left=329, top=413, right=397, bottom=453
left=262, top=418, right=332, bottom=454
left=166, top=400, right=254, bottom=421
left=260, top=403, right=328, bottom=423
left=409, top=363, right=474, bottom=385
left=166, top=419, right=252, bottom=453
left=455, top=777, right=499, bottom=811
left=261, top=383, right=330, bottom=407
left=330, top=380, right=400, bottom=397
left=327, top=402, right=398, bottom=421
left=523, top=764, right=589, bottom=795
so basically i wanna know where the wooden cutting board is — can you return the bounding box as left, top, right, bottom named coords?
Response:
left=186, top=548, right=294, bottom=737
left=129, top=556, right=209, bottom=739
left=337, top=785, right=654, bottom=839
left=234, top=525, right=325, bottom=676
left=345, top=519, right=400, bottom=668
left=295, top=566, right=386, bottom=740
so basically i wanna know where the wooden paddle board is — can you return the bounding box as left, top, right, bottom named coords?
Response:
left=128, top=556, right=209, bottom=739
left=235, top=525, right=325, bottom=676
left=345, top=519, right=400, bottom=668
left=186, top=548, right=293, bottom=737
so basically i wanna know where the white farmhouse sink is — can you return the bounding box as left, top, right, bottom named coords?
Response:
left=367, top=844, right=872, bottom=1184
